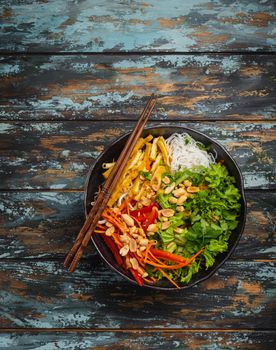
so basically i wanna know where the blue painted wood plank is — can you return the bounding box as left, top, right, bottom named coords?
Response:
left=0, top=260, right=274, bottom=328
left=0, top=330, right=275, bottom=350
left=1, top=191, right=275, bottom=260
left=1, top=55, right=275, bottom=121
left=0, top=121, right=275, bottom=190
left=0, top=0, right=275, bottom=52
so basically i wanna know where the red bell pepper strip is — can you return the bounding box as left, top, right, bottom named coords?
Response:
left=130, top=268, right=144, bottom=286
left=131, top=203, right=158, bottom=217
left=141, top=208, right=158, bottom=230
left=102, top=235, right=123, bottom=266
left=150, top=248, right=187, bottom=264
left=131, top=203, right=158, bottom=230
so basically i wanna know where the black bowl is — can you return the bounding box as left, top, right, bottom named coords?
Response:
left=84, top=126, right=246, bottom=290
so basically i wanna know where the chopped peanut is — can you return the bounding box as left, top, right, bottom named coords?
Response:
left=161, top=221, right=170, bottom=230
left=147, top=224, right=158, bottom=232
left=105, top=226, right=115, bottom=236
left=130, top=257, right=139, bottom=270
left=172, top=188, right=186, bottom=197
left=129, top=238, right=138, bottom=253
left=174, top=227, right=184, bottom=234
left=121, top=214, right=135, bottom=227
left=160, top=208, right=175, bottom=217
left=184, top=180, right=192, bottom=187
left=119, top=245, right=129, bottom=256
left=164, top=182, right=175, bottom=194
left=187, top=186, right=200, bottom=193
left=168, top=196, right=178, bottom=204
left=176, top=194, right=187, bottom=205
left=162, top=176, right=170, bottom=184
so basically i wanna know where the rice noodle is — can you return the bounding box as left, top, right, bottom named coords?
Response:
left=118, top=192, right=128, bottom=206
left=166, top=133, right=216, bottom=173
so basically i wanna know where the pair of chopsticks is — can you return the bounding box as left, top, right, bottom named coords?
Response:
left=64, top=94, right=157, bottom=272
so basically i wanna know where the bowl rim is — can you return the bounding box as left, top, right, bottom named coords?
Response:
left=84, top=124, right=247, bottom=290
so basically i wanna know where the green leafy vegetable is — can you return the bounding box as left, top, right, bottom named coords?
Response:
left=155, top=163, right=241, bottom=284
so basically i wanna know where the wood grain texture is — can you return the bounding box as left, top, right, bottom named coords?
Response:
left=0, top=330, right=275, bottom=350
left=0, top=0, right=275, bottom=52
left=0, top=259, right=275, bottom=329
left=1, top=55, right=275, bottom=121
left=0, top=121, right=275, bottom=190
left=0, top=191, right=275, bottom=260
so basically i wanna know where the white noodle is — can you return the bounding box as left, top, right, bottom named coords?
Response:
left=166, top=133, right=216, bottom=173
left=118, top=192, right=128, bottom=206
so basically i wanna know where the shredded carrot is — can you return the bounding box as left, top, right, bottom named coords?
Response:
left=126, top=198, right=130, bottom=216
left=131, top=215, right=143, bottom=230
left=144, top=259, right=185, bottom=270
left=96, top=223, right=106, bottom=230
left=94, top=230, right=106, bottom=234
left=102, top=213, right=126, bottom=233
left=111, top=232, right=123, bottom=248
left=144, top=241, right=154, bottom=262
left=158, top=268, right=180, bottom=289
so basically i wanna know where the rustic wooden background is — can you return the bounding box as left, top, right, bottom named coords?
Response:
left=0, top=1, right=275, bottom=349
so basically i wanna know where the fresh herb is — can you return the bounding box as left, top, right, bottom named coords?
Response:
left=155, top=163, right=241, bottom=284
left=139, top=171, right=152, bottom=181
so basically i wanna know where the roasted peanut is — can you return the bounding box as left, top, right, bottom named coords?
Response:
left=187, top=186, right=200, bottom=193
left=129, top=226, right=138, bottom=235
left=176, top=206, right=184, bottom=212
left=172, top=188, right=186, bottom=197
left=161, top=221, right=170, bottom=230
left=160, top=208, right=175, bottom=217
left=105, top=226, right=115, bottom=236
left=139, top=238, right=149, bottom=246
left=167, top=242, right=177, bottom=253
left=129, top=238, right=137, bottom=252
left=119, top=235, right=130, bottom=244
left=184, top=180, right=192, bottom=187
left=138, top=228, right=146, bottom=237
left=176, top=194, right=187, bottom=205
left=113, top=207, right=120, bottom=214
left=174, top=227, right=184, bottom=234
left=147, top=224, right=158, bottom=232
left=122, top=214, right=135, bottom=227
left=162, top=176, right=170, bottom=184
left=164, top=182, right=175, bottom=194
left=130, top=257, right=139, bottom=270
left=119, top=245, right=129, bottom=256
left=168, top=196, right=178, bottom=204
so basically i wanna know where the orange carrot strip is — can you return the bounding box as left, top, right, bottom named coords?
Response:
left=158, top=268, right=180, bottom=289
left=96, top=223, right=106, bottom=230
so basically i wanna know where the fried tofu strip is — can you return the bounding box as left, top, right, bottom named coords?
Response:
left=149, top=137, right=158, bottom=161
left=130, top=135, right=153, bottom=157
left=157, top=137, right=170, bottom=166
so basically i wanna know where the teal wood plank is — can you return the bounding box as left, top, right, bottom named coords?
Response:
left=0, top=191, right=275, bottom=260
left=0, top=121, right=275, bottom=190
left=0, top=330, right=275, bottom=350
left=0, top=1, right=275, bottom=52
left=1, top=55, right=275, bottom=121
left=0, top=260, right=274, bottom=328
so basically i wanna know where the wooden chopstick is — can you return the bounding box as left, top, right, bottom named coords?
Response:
left=64, top=94, right=157, bottom=272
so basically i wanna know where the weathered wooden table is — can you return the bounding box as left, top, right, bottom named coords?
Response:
left=1, top=1, right=275, bottom=349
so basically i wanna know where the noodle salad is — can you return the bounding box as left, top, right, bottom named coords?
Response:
left=95, top=133, right=241, bottom=288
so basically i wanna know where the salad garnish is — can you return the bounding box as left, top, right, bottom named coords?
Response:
left=96, top=133, right=241, bottom=288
